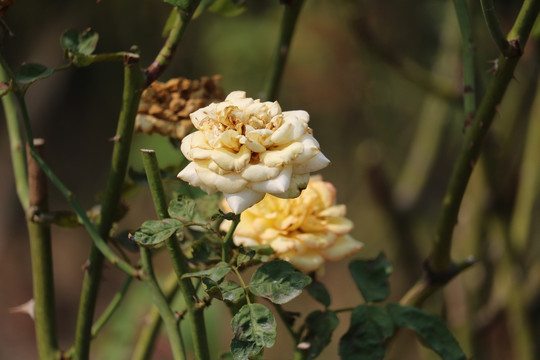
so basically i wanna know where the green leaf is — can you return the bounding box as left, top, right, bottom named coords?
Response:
left=300, top=310, right=339, bottom=359
left=15, top=63, right=54, bottom=84
left=163, top=0, right=198, bottom=13
left=61, top=28, right=99, bottom=55
left=168, top=195, right=197, bottom=222
left=306, top=280, right=331, bottom=308
left=248, top=260, right=311, bottom=304
left=182, top=261, right=231, bottom=282
left=386, top=303, right=466, bottom=360
left=349, top=253, right=392, bottom=303
left=230, top=303, right=276, bottom=360
left=204, top=280, right=245, bottom=303
left=208, top=0, right=246, bottom=16
left=339, top=305, right=395, bottom=360
left=130, top=219, right=183, bottom=248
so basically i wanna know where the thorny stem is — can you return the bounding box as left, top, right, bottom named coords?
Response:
left=0, top=65, right=28, bottom=208
left=145, top=2, right=201, bottom=86
left=131, top=272, right=180, bottom=360
left=141, top=149, right=210, bottom=360
left=222, top=215, right=240, bottom=262
left=73, top=55, right=145, bottom=360
left=428, top=0, right=540, bottom=274
left=264, top=0, right=304, bottom=101
left=480, top=0, right=521, bottom=57
left=26, top=140, right=60, bottom=359
left=140, top=248, right=186, bottom=360
left=453, top=0, right=477, bottom=129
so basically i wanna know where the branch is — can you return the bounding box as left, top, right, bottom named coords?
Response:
left=141, top=149, right=210, bottom=360
left=480, top=0, right=522, bottom=57
left=263, top=0, right=304, bottom=101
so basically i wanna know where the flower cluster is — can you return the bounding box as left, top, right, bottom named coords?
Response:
left=223, top=176, right=363, bottom=272
left=178, top=91, right=330, bottom=213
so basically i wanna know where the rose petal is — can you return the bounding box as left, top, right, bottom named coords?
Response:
left=285, top=110, right=310, bottom=124
left=196, top=166, right=247, bottom=193
left=211, top=145, right=251, bottom=172
left=233, top=235, right=261, bottom=247
left=292, top=151, right=330, bottom=174
left=250, top=166, right=292, bottom=194
left=177, top=163, right=217, bottom=194
left=291, top=135, right=320, bottom=164
left=270, top=236, right=297, bottom=253
left=241, top=163, right=281, bottom=182
left=326, top=217, right=354, bottom=235
left=271, top=173, right=309, bottom=199
left=225, top=189, right=265, bottom=213
left=295, top=232, right=338, bottom=249
left=318, top=204, right=346, bottom=217
left=261, top=142, right=304, bottom=167
left=282, top=252, right=324, bottom=273
left=190, top=104, right=217, bottom=129
left=321, top=235, right=363, bottom=261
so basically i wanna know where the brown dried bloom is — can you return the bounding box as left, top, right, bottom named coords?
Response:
left=0, top=0, right=18, bottom=18
left=136, top=75, right=224, bottom=139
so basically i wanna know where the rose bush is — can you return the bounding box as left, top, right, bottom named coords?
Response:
left=177, top=91, right=330, bottom=213
left=222, top=176, right=363, bottom=272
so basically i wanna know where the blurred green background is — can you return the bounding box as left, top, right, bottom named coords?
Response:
left=1, top=0, right=540, bottom=359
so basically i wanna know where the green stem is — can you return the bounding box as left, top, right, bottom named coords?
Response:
left=428, top=0, right=540, bottom=273
left=132, top=272, right=180, bottom=360
left=140, top=248, right=186, bottom=360
left=509, top=80, right=540, bottom=255
left=480, top=0, right=521, bottom=57
left=222, top=215, right=240, bottom=262
left=145, top=2, right=201, bottom=86
left=0, top=65, right=28, bottom=208
left=140, top=149, right=210, bottom=360
left=73, top=55, right=145, bottom=360
left=26, top=139, right=60, bottom=359
left=264, top=0, right=304, bottom=101
left=91, top=275, right=133, bottom=338
left=453, top=0, right=477, bottom=127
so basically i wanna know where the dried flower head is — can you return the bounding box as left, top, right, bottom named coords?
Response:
left=178, top=91, right=330, bottom=213
left=222, top=176, right=363, bottom=272
left=136, top=75, right=224, bottom=139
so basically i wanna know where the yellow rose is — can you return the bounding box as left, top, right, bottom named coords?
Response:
left=223, top=176, right=363, bottom=272
left=178, top=91, right=330, bottom=213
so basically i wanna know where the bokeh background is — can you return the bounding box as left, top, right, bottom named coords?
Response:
left=1, top=0, right=540, bottom=359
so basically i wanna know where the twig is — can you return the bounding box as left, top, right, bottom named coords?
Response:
left=480, top=0, right=521, bottom=57
left=428, top=0, right=540, bottom=273
left=141, top=149, right=210, bottom=360
left=26, top=139, right=60, bottom=359
left=264, top=0, right=304, bottom=101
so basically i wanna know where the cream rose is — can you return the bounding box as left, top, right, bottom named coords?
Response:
left=177, top=91, right=330, bottom=213
left=222, top=176, right=363, bottom=272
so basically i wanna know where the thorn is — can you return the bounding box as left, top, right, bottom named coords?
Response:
left=9, top=299, right=35, bottom=319
left=82, top=260, right=91, bottom=272
left=109, top=135, right=121, bottom=142
left=297, top=342, right=311, bottom=350
left=487, top=58, right=499, bottom=74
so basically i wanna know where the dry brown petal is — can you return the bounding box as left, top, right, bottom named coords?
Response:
left=136, top=75, right=224, bottom=139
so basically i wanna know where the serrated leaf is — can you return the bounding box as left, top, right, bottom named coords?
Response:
left=61, top=28, right=99, bottom=55
left=349, top=253, right=392, bottom=303
left=15, top=63, right=54, bottom=84
left=182, top=261, right=231, bottom=281
left=248, top=260, right=311, bottom=304
left=339, top=305, right=394, bottom=360
left=130, top=219, right=183, bottom=248
left=168, top=195, right=197, bottom=222
left=205, top=280, right=245, bottom=303
left=230, top=303, right=276, bottom=360
left=306, top=280, right=331, bottom=307
left=208, top=0, right=246, bottom=16
left=300, top=310, right=339, bottom=359
left=236, top=247, right=256, bottom=267
left=386, top=303, right=466, bottom=360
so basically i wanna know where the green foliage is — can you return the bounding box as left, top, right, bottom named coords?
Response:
left=306, top=280, right=331, bottom=308
left=130, top=219, right=183, bottom=248
left=205, top=280, right=245, bottom=303
left=194, top=0, right=246, bottom=18
left=168, top=195, right=197, bottom=222
left=300, top=310, right=339, bottom=359
left=183, top=261, right=232, bottom=281
left=230, top=303, right=276, bottom=360
left=349, top=253, right=393, bottom=303
left=15, top=63, right=54, bottom=85
left=386, top=304, right=466, bottom=360
left=61, top=28, right=99, bottom=55
left=248, top=260, right=311, bottom=304
left=339, top=305, right=394, bottom=360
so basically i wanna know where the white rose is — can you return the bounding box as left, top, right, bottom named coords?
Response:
left=178, top=91, right=330, bottom=213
